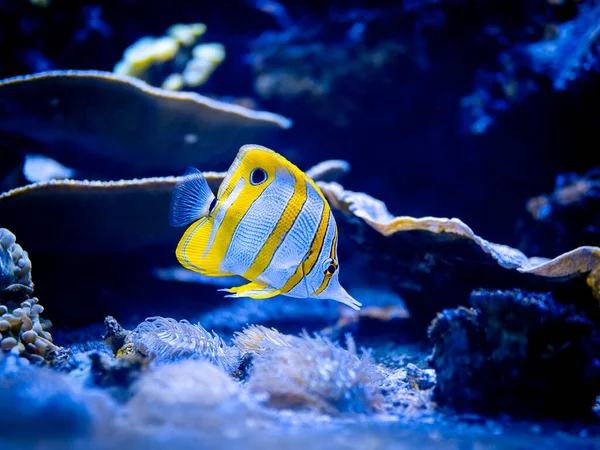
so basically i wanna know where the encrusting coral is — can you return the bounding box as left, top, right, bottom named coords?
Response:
left=235, top=325, right=385, bottom=415
left=130, top=317, right=242, bottom=374
left=0, top=70, right=292, bottom=180
left=317, top=181, right=600, bottom=323
left=113, top=23, right=226, bottom=92
left=0, top=228, right=58, bottom=362
left=428, top=288, right=600, bottom=418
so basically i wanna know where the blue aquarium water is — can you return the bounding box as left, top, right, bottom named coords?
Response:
left=0, top=1, right=599, bottom=448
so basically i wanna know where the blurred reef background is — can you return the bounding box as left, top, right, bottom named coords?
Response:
left=1, top=0, right=600, bottom=448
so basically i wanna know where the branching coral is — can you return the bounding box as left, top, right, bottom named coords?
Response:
left=113, top=23, right=226, bottom=92
left=241, top=326, right=385, bottom=415
left=131, top=317, right=241, bottom=373
left=428, top=288, right=600, bottom=418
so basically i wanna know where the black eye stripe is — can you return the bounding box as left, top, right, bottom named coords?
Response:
left=325, top=263, right=337, bottom=275
left=250, top=168, right=267, bottom=185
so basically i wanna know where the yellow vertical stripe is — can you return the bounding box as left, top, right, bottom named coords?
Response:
left=312, top=227, right=338, bottom=296
left=199, top=176, right=273, bottom=273
left=243, top=173, right=307, bottom=281
left=280, top=203, right=331, bottom=294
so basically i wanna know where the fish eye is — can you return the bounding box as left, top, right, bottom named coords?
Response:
left=208, top=197, right=218, bottom=214
left=250, top=168, right=268, bottom=185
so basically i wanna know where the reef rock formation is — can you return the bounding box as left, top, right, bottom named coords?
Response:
left=428, top=288, right=600, bottom=418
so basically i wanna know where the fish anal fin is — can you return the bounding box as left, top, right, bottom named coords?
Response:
left=219, top=281, right=281, bottom=299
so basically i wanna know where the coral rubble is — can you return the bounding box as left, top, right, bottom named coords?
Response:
left=428, top=288, right=600, bottom=418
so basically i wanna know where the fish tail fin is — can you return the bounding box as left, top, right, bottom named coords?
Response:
left=169, top=167, right=216, bottom=227
left=219, top=281, right=281, bottom=299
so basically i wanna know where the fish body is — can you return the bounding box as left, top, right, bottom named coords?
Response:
left=169, top=144, right=361, bottom=310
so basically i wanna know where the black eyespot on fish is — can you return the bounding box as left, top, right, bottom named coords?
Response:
left=325, top=263, right=337, bottom=275
left=250, top=168, right=268, bottom=185
left=208, top=197, right=218, bottom=214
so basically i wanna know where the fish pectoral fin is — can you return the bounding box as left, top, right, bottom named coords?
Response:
left=219, top=281, right=281, bottom=299
left=169, top=167, right=216, bottom=227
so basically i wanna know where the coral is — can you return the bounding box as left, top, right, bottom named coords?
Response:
left=304, top=159, right=350, bottom=183
left=245, top=328, right=385, bottom=415
left=516, top=167, right=600, bottom=257
left=0, top=70, right=292, bottom=180
left=0, top=159, right=347, bottom=255
left=317, top=181, right=600, bottom=323
left=519, top=2, right=600, bottom=91
left=113, top=23, right=227, bottom=92
left=0, top=174, right=224, bottom=254
left=460, top=1, right=600, bottom=133
left=130, top=317, right=241, bottom=373
left=428, top=288, right=600, bottom=418
left=0, top=296, right=59, bottom=362
left=0, top=228, right=32, bottom=296
left=250, top=26, right=409, bottom=127
left=0, top=228, right=59, bottom=362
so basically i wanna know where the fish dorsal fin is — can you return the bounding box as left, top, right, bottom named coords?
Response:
left=169, top=167, right=216, bottom=227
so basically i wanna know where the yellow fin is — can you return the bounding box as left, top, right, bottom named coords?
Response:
left=176, top=218, right=232, bottom=277
left=219, top=281, right=281, bottom=299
